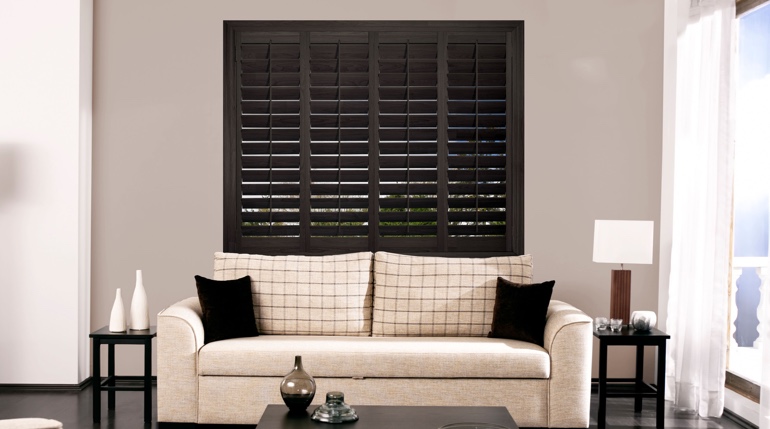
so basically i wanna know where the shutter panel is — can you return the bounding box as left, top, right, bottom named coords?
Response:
left=447, top=33, right=508, bottom=238
left=378, top=32, right=439, bottom=238
left=309, top=32, right=370, bottom=239
left=240, top=33, right=302, bottom=238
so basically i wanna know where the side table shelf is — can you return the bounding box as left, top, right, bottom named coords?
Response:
left=601, top=378, right=659, bottom=397
left=99, top=375, right=150, bottom=391
left=90, top=326, right=157, bottom=423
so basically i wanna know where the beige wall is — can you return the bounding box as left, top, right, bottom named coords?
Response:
left=93, top=0, right=664, bottom=378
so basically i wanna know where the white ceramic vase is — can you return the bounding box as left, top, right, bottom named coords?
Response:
left=129, top=269, right=150, bottom=330
left=630, top=310, right=657, bottom=331
left=109, top=288, right=126, bottom=332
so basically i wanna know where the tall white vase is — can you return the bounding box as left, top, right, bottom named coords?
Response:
left=109, top=288, right=126, bottom=332
left=129, top=269, right=150, bottom=330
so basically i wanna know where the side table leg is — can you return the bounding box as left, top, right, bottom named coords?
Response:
left=144, top=338, right=152, bottom=423
left=635, top=344, right=644, bottom=413
left=656, top=341, right=667, bottom=429
left=108, top=343, right=115, bottom=410
left=93, top=339, right=101, bottom=423
left=598, top=341, right=608, bottom=429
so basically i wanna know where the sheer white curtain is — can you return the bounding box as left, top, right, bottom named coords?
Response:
left=665, top=0, right=735, bottom=418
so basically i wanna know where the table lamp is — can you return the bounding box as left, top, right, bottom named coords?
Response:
left=592, top=220, right=654, bottom=323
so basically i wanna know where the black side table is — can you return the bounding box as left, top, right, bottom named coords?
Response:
left=594, top=326, right=670, bottom=429
left=90, top=326, right=157, bottom=423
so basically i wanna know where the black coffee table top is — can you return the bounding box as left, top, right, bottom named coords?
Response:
left=258, top=404, right=518, bottom=429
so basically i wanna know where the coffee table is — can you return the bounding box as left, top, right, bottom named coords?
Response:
left=258, top=404, right=518, bottom=429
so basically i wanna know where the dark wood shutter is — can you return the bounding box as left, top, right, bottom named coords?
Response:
left=378, top=32, right=440, bottom=249
left=225, top=22, right=523, bottom=256
left=446, top=34, right=508, bottom=244
left=308, top=32, right=370, bottom=252
left=239, top=32, right=302, bottom=244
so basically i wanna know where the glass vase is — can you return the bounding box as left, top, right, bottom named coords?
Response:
left=280, top=355, right=316, bottom=413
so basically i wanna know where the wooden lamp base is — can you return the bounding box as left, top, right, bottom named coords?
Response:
left=610, top=269, right=631, bottom=323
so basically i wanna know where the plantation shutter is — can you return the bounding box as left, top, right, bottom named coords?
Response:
left=225, top=22, right=523, bottom=255
left=308, top=32, right=371, bottom=252
left=239, top=32, right=302, bottom=245
left=378, top=32, right=440, bottom=251
left=446, top=33, right=509, bottom=249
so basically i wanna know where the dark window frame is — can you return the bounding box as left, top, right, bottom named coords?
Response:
left=224, top=21, right=524, bottom=256
left=737, top=0, right=770, bottom=17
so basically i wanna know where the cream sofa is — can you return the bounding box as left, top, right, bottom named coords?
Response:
left=158, top=252, right=592, bottom=427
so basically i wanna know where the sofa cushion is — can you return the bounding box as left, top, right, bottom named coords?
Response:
left=195, top=275, right=259, bottom=344
left=371, top=252, right=533, bottom=336
left=488, top=278, right=555, bottom=346
left=213, top=252, right=373, bottom=336
left=198, top=335, right=549, bottom=379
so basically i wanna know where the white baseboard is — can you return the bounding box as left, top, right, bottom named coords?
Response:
left=725, top=387, right=759, bottom=426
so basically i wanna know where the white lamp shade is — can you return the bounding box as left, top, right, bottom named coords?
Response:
left=593, top=220, right=654, bottom=265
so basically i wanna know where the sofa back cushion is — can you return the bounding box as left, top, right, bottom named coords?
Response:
left=371, top=252, right=533, bottom=337
left=213, top=252, right=373, bottom=336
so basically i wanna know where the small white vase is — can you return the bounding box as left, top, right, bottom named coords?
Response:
left=129, top=269, right=150, bottom=330
left=631, top=311, right=657, bottom=331
left=109, top=288, right=126, bottom=332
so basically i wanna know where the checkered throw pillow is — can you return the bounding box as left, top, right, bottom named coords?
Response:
left=213, top=252, right=373, bottom=336
left=371, top=252, right=533, bottom=337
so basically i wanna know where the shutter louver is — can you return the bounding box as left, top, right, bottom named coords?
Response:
left=309, top=32, right=370, bottom=238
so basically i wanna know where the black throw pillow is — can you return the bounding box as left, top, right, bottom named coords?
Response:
left=195, top=275, right=259, bottom=344
left=487, top=277, right=555, bottom=347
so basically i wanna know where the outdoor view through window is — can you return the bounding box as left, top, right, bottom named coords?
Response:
left=731, top=3, right=770, bottom=385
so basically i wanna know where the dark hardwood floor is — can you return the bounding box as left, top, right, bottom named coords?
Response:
left=0, top=385, right=753, bottom=429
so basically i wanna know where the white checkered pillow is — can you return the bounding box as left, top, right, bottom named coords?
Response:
left=213, top=252, right=373, bottom=336
left=371, top=252, right=533, bottom=337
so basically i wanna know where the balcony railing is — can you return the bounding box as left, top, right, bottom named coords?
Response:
left=729, top=256, right=767, bottom=384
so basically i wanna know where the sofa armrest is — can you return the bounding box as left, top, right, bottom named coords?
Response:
left=543, top=300, right=593, bottom=428
left=157, top=297, right=204, bottom=423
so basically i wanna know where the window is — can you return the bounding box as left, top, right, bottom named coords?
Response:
left=728, top=1, right=770, bottom=398
left=224, top=21, right=523, bottom=255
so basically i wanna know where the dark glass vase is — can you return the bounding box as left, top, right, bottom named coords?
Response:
left=280, top=355, right=316, bottom=413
